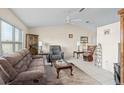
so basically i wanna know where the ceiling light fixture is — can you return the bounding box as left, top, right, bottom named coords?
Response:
left=86, top=21, right=90, bottom=23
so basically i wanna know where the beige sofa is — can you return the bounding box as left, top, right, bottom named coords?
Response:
left=0, top=49, right=44, bottom=84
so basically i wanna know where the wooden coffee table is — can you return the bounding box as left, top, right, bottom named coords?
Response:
left=53, top=60, right=73, bottom=79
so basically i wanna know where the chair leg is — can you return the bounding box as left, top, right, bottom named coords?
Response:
left=88, top=56, right=93, bottom=62
left=83, top=56, right=92, bottom=62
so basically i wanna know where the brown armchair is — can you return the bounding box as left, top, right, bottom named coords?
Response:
left=83, top=45, right=96, bottom=62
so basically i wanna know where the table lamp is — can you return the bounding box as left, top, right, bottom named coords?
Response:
left=39, top=41, right=43, bottom=53
left=77, top=41, right=80, bottom=51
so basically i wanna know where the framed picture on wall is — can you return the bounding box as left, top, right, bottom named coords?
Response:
left=80, top=36, right=88, bottom=43
left=69, top=34, right=73, bottom=38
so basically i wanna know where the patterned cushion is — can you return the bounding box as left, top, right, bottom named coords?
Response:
left=0, top=58, right=17, bottom=81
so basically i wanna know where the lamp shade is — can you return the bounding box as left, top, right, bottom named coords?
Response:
left=77, top=41, right=80, bottom=46
left=39, top=41, right=42, bottom=46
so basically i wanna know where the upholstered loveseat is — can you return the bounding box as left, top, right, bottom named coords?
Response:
left=0, top=49, right=44, bottom=84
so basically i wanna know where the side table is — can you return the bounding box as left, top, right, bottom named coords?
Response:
left=73, top=51, right=84, bottom=59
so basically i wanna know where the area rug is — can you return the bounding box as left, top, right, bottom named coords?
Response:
left=43, top=64, right=101, bottom=85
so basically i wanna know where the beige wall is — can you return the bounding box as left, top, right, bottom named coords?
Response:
left=30, top=24, right=96, bottom=58
left=97, top=22, right=120, bottom=73
left=0, top=8, right=29, bottom=47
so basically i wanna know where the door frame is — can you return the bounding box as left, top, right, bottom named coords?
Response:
left=118, top=9, right=124, bottom=84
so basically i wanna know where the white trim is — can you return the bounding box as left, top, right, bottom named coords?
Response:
left=0, top=17, right=22, bottom=31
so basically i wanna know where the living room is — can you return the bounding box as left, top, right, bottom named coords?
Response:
left=0, top=8, right=122, bottom=85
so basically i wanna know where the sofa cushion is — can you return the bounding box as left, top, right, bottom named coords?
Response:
left=28, top=66, right=44, bottom=73
left=29, top=58, right=44, bottom=68
left=14, top=55, right=30, bottom=73
left=15, top=70, right=44, bottom=81
left=27, top=53, right=32, bottom=64
left=3, top=53, right=22, bottom=66
left=22, top=55, right=31, bottom=67
left=14, top=63, right=28, bottom=73
left=23, top=49, right=30, bottom=54
left=18, top=49, right=32, bottom=64
left=0, top=58, right=17, bottom=81
left=14, top=60, right=24, bottom=69
left=18, top=49, right=27, bottom=57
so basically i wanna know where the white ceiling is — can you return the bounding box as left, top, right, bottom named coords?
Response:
left=11, top=8, right=119, bottom=28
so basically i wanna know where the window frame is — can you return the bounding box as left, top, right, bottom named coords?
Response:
left=0, top=18, right=23, bottom=55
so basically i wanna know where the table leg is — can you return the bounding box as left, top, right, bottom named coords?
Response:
left=57, top=69, right=60, bottom=79
left=70, top=67, right=73, bottom=76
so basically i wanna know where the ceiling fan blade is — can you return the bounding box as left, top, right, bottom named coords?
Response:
left=79, top=8, right=85, bottom=12
left=65, top=16, right=70, bottom=23
left=71, top=19, right=82, bottom=22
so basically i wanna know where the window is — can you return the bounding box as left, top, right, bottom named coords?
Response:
left=1, top=21, right=13, bottom=41
left=0, top=19, right=23, bottom=55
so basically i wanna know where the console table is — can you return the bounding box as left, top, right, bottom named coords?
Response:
left=73, top=51, right=84, bottom=59
left=39, top=52, right=49, bottom=58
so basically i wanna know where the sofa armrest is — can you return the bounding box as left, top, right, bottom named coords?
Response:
left=0, top=76, right=5, bottom=85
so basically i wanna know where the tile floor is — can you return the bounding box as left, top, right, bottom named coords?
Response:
left=66, top=57, right=115, bottom=85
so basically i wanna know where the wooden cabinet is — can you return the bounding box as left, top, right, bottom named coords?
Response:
left=118, top=9, right=124, bottom=84
left=26, top=34, right=39, bottom=55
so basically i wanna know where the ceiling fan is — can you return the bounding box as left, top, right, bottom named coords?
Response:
left=65, top=8, right=85, bottom=24
left=79, top=8, right=85, bottom=12
left=65, top=16, right=82, bottom=24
